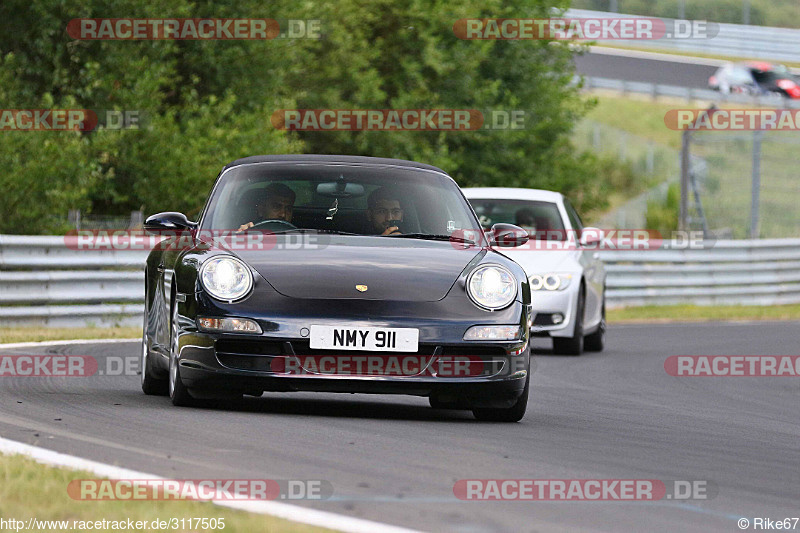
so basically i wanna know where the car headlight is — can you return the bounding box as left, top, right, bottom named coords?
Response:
left=467, top=264, right=518, bottom=310
left=529, top=273, right=573, bottom=291
left=199, top=256, right=253, bottom=302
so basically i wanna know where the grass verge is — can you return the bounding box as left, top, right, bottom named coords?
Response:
left=2, top=305, right=800, bottom=345
left=0, top=453, right=335, bottom=533
left=608, top=303, right=800, bottom=323
left=0, top=327, right=141, bottom=344
left=583, top=95, right=682, bottom=148
left=581, top=94, right=800, bottom=237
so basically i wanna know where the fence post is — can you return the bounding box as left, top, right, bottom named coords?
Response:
left=68, top=209, right=81, bottom=231
left=680, top=129, right=690, bottom=231
left=130, top=211, right=144, bottom=229
left=750, top=130, right=762, bottom=239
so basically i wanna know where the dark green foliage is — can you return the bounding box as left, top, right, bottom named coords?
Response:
left=0, top=0, right=610, bottom=233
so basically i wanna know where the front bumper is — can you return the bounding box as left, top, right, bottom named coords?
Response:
left=529, top=284, right=579, bottom=338
left=172, top=294, right=532, bottom=408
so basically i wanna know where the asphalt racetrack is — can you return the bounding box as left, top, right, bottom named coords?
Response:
left=574, top=49, right=719, bottom=89
left=1, top=322, right=798, bottom=532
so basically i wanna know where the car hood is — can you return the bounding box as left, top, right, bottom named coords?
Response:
left=229, top=235, right=482, bottom=301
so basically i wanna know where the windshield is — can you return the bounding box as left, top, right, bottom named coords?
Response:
left=468, top=198, right=567, bottom=240
left=200, top=162, right=484, bottom=242
left=725, top=66, right=754, bottom=84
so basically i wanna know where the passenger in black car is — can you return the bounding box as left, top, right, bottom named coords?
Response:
left=366, top=187, right=404, bottom=235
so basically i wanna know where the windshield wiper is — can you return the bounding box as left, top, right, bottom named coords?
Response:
left=385, top=233, right=477, bottom=245
left=271, top=228, right=360, bottom=236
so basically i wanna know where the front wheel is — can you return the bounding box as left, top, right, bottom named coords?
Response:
left=168, top=301, right=198, bottom=407
left=584, top=296, right=606, bottom=352
left=552, top=288, right=584, bottom=356
left=141, top=301, right=168, bottom=396
left=141, top=335, right=168, bottom=395
left=472, top=376, right=529, bottom=422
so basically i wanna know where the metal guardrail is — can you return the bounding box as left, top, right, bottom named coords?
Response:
left=566, top=9, right=800, bottom=63
left=1, top=235, right=800, bottom=326
left=0, top=235, right=147, bottom=328
left=603, top=239, right=800, bottom=307
left=579, top=75, right=800, bottom=107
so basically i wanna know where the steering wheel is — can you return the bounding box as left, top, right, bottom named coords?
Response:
left=249, top=219, right=297, bottom=231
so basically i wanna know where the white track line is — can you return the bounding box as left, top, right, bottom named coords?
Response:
left=0, top=436, right=422, bottom=533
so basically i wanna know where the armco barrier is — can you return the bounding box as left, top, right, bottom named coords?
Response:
left=603, top=238, right=800, bottom=307
left=566, top=9, right=800, bottom=64
left=579, top=75, right=800, bottom=107
left=0, top=235, right=147, bottom=328
left=1, top=235, right=799, bottom=327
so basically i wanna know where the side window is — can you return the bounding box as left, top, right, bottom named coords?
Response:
left=563, top=198, right=583, bottom=232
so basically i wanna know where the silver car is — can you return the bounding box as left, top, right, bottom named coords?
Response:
left=463, top=188, right=606, bottom=355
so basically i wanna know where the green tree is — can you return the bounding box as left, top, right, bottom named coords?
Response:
left=0, top=0, right=610, bottom=233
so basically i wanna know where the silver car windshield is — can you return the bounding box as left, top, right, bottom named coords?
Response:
left=469, top=199, right=567, bottom=240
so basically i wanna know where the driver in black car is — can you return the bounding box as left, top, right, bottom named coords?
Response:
left=238, top=182, right=295, bottom=231
left=366, top=187, right=404, bottom=235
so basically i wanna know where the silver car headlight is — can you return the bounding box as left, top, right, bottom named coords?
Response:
left=199, top=256, right=253, bottom=302
left=467, top=264, right=518, bottom=310
left=529, top=273, right=573, bottom=291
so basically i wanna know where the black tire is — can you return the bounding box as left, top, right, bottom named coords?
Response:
left=168, top=298, right=198, bottom=407
left=141, top=296, right=168, bottom=396
left=584, top=294, right=606, bottom=352
left=141, top=335, right=168, bottom=396
left=472, top=375, right=530, bottom=422
left=552, top=287, right=584, bottom=356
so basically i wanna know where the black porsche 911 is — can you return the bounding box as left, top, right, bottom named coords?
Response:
left=141, top=155, right=533, bottom=421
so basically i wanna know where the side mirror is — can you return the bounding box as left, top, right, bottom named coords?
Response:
left=579, top=227, right=604, bottom=247
left=490, top=223, right=529, bottom=248
left=144, top=212, right=196, bottom=234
